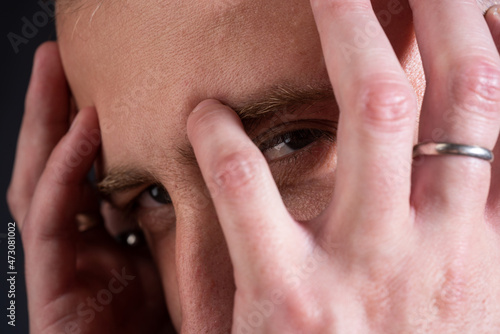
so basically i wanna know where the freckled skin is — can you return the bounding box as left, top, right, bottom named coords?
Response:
left=56, top=0, right=422, bottom=331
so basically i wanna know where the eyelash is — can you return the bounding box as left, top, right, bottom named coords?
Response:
left=259, top=128, right=334, bottom=164
left=254, top=120, right=336, bottom=167
left=116, top=121, right=336, bottom=246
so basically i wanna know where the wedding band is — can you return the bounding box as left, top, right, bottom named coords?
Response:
left=413, top=142, right=494, bottom=163
left=76, top=213, right=103, bottom=232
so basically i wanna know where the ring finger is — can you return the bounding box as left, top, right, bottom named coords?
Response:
left=410, top=0, right=500, bottom=218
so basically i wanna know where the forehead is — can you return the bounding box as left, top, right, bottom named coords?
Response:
left=56, top=0, right=325, bottom=98
left=56, top=0, right=328, bottom=175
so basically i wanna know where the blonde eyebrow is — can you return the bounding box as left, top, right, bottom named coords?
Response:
left=97, top=167, right=155, bottom=197
left=98, top=83, right=335, bottom=196
left=234, top=83, right=334, bottom=120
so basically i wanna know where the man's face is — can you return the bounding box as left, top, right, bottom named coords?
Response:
left=56, top=0, right=420, bottom=331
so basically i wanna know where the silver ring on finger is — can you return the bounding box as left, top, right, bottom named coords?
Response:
left=413, top=142, right=494, bottom=163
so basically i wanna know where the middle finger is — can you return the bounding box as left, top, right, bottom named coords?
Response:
left=311, top=0, right=416, bottom=240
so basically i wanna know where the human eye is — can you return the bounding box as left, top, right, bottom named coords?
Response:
left=114, top=184, right=174, bottom=246
left=253, top=119, right=337, bottom=221
left=259, top=127, right=334, bottom=161
left=255, top=120, right=336, bottom=165
left=136, top=184, right=172, bottom=208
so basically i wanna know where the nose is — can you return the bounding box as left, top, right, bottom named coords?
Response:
left=175, top=196, right=235, bottom=333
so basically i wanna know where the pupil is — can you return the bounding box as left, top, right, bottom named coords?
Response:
left=284, top=129, right=320, bottom=150
left=149, top=185, right=171, bottom=204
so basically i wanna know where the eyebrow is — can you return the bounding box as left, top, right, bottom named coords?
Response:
left=234, top=83, right=334, bottom=120
left=97, top=166, right=156, bottom=197
left=97, top=83, right=335, bottom=197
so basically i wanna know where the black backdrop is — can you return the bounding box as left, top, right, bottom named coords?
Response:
left=1, top=1, right=58, bottom=333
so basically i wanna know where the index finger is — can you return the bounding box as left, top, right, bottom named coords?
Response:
left=187, top=100, right=303, bottom=288
left=22, top=107, right=100, bottom=304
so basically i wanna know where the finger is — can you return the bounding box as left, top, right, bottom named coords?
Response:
left=187, top=100, right=302, bottom=287
left=410, top=0, right=500, bottom=218
left=486, top=6, right=500, bottom=52
left=8, top=42, right=70, bottom=225
left=310, top=0, right=416, bottom=239
left=485, top=6, right=500, bottom=222
left=23, top=107, right=100, bottom=305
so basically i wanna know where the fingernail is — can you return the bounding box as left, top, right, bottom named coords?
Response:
left=192, top=99, right=221, bottom=113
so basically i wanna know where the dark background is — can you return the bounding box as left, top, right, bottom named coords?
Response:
left=1, top=1, right=57, bottom=333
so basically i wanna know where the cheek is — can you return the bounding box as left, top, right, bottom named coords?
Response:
left=173, top=205, right=236, bottom=332
left=144, top=229, right=182, bottom=330
left=164, top=258, right=182, bottom=332
left=146, top=195, right=236, bottom=332
left=282, top=175, right=336, bottom=222
left=273, top=141, right=337, bottom=222
left=143, top=139, right=336, bottom=331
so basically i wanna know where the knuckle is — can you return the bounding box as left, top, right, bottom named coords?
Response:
left=211, top=148, right=264, bottom=196
left=6, top=186, right=21, bottom=219
left=433, top=262, right=475, bottom=318
left=450, top=59, right=500, bottom=120
left=280, top=293, right=331, bottom=333
left=355, top=79, right=415, bottom=131
left=6, top=186, right=16, bottom=209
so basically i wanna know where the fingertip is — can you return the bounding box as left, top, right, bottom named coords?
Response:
left=192, top=99, right=222, bottom=114
left=485, top=5, right=500, bottom=25
left=69, top=107, right=101, bottom=153
left=78, top=106, right=99, bottom=128
left=486, top=5, right=500, bottom=17
left=45, top=109, right=100, bottom=186
left=486, top=5, right=500, bottom=51
left=32, top=41, right=62, bottom=74
left=188, top=99, right=220, bottom=131
left=69, top=107, right=98, bottom=131
left=187, top=99, right=237, bottom=142
left=26, top=42, right=67, bottom=121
